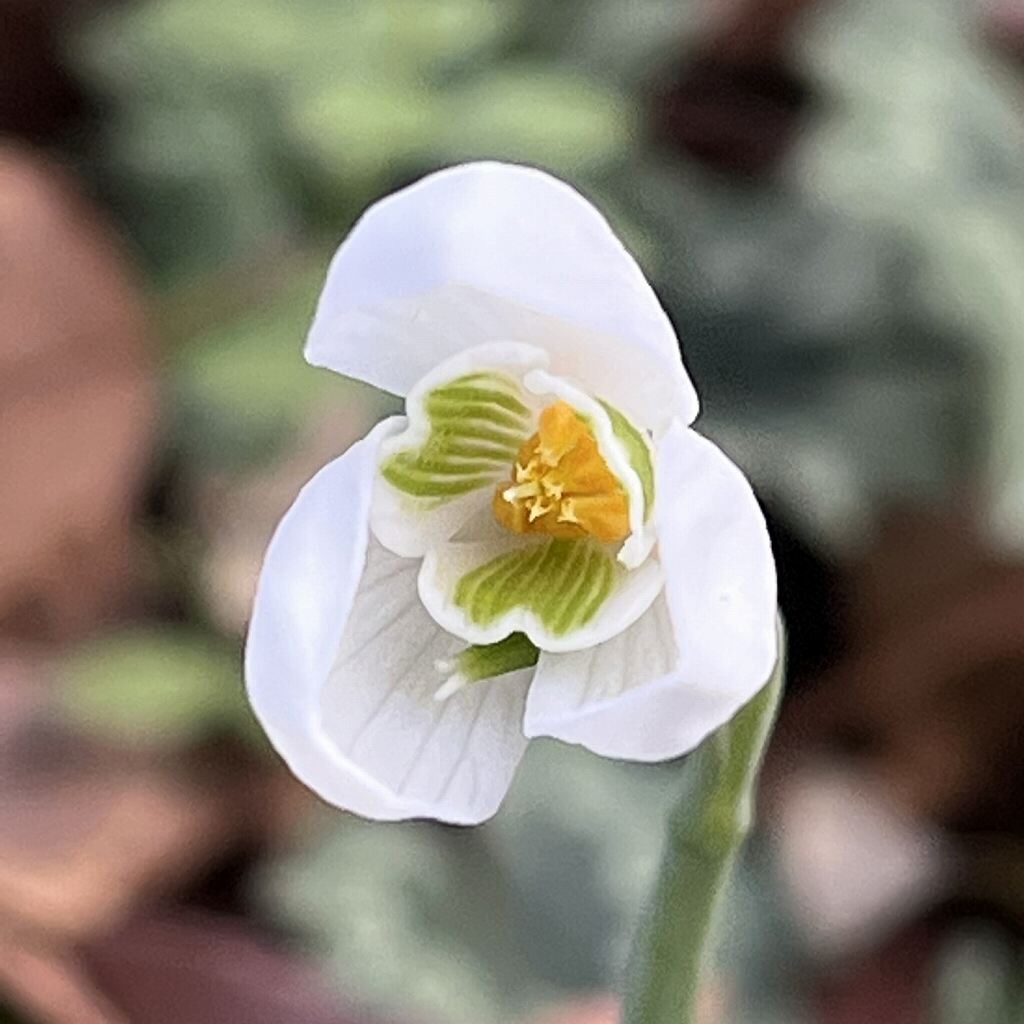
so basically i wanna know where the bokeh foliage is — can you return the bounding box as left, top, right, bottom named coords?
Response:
left=22, top=0, right=1024, bottom=1021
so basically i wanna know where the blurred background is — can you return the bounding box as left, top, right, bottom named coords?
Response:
left=3, top=0, right=1024, bottom=1020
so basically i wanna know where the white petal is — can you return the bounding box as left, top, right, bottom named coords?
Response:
left=318, top=539, right=531, bottom=824
left=372, top=479, right=492, bottom=561
left=419, top=534, right=663, bottom=654
left=305, top=162, right=698, bottom=429
left=523, top=423, right=778, bottom=760
left=246, top=418, right=401, bottom=814
left=245, top=419, right=529, bottom=823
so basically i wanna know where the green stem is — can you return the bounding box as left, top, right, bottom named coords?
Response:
left=621, top=629, right=785, bottom=1024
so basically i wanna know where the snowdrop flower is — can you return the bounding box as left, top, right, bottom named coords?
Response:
left=245, top=162, right=777, bottom=824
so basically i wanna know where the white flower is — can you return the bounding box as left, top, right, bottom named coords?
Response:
left=245, top=162, right=777, bottom=824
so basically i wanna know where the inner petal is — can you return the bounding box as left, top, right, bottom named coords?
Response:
left=492, top=400, right=630, bottom=543
left=370, top=341, right=547, bottom=558
left=418, top=532, right=665, bottom=653
left=381, top=371, right=534, bottom=498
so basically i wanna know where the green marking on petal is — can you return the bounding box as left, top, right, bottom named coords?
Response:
left=598, top=399, right=655, bottom=521
left=381, top=372, right=533, bottom=500
left=457, top=632, right=539, bottom=683
left=454, top=538, right=620, bottom=636
left=380, top=457, right=497, bottom=497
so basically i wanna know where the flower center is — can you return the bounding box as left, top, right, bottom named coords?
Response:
left=492, top=400, right=629, bottom=543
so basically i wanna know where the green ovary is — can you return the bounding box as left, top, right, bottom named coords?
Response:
left=454, top=537, right=619, bottom=636
left=457, top=632, right=540, bottom=683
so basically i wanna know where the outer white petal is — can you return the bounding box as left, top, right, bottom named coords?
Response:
left=246, top=419, right=530, bottom=824
left=319, top=539, right=531, bottom=824
left=305, top=162, right=698, bottom=429
left=523, top=423, right=777, bottom=761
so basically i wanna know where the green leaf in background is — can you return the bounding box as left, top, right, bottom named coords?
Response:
left=57, top=628, right=255, bottom=748
left=103, top=101, right=300, bottom=277
left=257, top=740, right=690, bottom=1024
left=442, top=66, right=633, bottom=174
left=337, top=0, right=513, bottom=81
left=173, top=265, right=326, bottom=424
left=290, top=81, right=444, bottom=189
left=71, top=0, right=632, bottom=280
left=76, top=0, right=318, bottom=88
left=258, top=819, right=514, bottom=1024
left=169, top=261, right=387, bottom=471
left=931, top=924, right=1023, bottom=1024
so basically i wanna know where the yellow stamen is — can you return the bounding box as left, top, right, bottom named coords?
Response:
left=502, top=480, right=541, bottom=503
left=492, top=401, right=629, bottom=542
left=514, top=460, right=537, bottom=483
left=540, top=478, right=563, bottom=501
left=528, top=499, right=552, bottom=522
left=557, top=498, right=580, bottom=525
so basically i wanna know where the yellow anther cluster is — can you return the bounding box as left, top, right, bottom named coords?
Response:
left=492, top=401, right=629, bottom=543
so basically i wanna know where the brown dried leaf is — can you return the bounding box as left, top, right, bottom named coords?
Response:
left=0, top=940, right=129, bottom=1024
left=0, top=653, right=290, bottom=941
left=813, top=923, right=933, bottom=1024
left=782, top=505, right=1024, bottom=829
left=83, top=912, right=376, bottom=1024
left=0, top=146, right=155, bottom=642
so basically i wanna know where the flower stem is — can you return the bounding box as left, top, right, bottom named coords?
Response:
left=621, top=631, right=785, bottom=1024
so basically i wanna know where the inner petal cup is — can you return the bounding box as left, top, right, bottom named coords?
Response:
left=371, top=342, right=665, bottom=653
